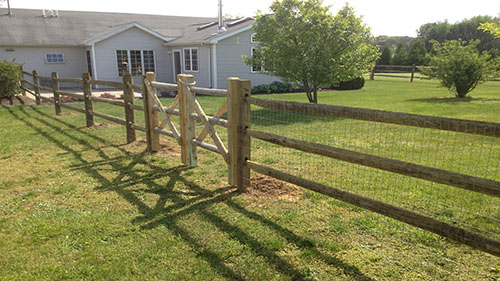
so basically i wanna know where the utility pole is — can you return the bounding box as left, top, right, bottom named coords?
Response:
left=7, top=0, right=12, bottom=16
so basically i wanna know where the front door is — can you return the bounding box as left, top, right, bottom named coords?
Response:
left=173, top=50, right=181, bottom=81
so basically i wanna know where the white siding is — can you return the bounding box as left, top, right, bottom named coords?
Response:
left=0, top=46, right=86, bottom=79
left=94, top=27, right=171, bottom=85
left=216, top=28, right=279, bottom=89
left=165, top=45, right=211, bottom=87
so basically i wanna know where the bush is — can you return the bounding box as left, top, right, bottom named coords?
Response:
left=0, top=60, right=22, bottom=98
left=251, top=81, right=293, bottom=94
left=421, top=40, right=500, bottom=98
left=337, top=77, right=365, bottom=90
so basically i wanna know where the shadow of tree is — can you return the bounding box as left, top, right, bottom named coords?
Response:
left=4, top=105, right=375, bottom=281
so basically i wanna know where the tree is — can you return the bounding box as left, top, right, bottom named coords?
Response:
left=246, top=0, right=378, bottom=103
left=407, top=39, right=428, bottom=65
left=421, top=40, right=499, bottom=98
left=391, top=42, right=407, bottom=65
left=378, top=45, right=392, bottom=65
left=479, top=22, right=500, bottom=38
left=417, top=21, right=451, bottom=50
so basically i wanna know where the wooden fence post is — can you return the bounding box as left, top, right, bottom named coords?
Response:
left=32, top=70, right=41, bottom=105
left=123, top=73, right=136, bottom=143
left=227, top=77, right=251, bottom=190
left=178, top=74, right=198, bottom=167
left=370, top=68, right=375, bottom=80
left=143, top=72, right=160, bottom=153
left=19, top=65, right=26, bottom=96
left=82, top=73, right=94, bottom=127
left=51, top=72, right=61, bottom=115
left=410, top=64, right=415, bottom=83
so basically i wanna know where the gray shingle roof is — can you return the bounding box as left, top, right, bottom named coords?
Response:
left=0, top=8, right=254, bottom=46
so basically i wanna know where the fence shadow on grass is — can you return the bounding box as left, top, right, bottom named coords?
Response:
left=5, top=105, right=375, bottom=281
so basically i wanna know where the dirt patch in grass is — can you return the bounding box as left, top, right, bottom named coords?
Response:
left=0, top=96, right=36, bottom=106
left=135, top=139, right=181, bottom=155
left=245, top=175, right=302, bottom=201
left=88, top=122, right=118, bottom=129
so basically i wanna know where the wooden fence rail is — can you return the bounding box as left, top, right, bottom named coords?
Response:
left=20, top=68, right=500, bottom=258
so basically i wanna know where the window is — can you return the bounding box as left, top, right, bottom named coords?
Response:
left=116, top=50, right=128, bottom=77
left=130, top=50, right=142, bottom=76
left=86, top=50, right=92, bottom=76
left=251, top=47, right=265, bottom=73
left=251, top=33, right=258, bottom=43
left=143, top=50, right=155, bottom=73
left=116, top=50, right=155, bottom=77
left=183, top=48, right=198, bottom=72
left=45, top=53, right=64, bottom=63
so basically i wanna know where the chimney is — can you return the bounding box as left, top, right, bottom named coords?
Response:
left=217, top=0, right=226, bottom=33
left=7, top=0, right=12, bottom=16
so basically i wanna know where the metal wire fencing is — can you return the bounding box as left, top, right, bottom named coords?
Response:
left=248, top=98, right=500, bottom=279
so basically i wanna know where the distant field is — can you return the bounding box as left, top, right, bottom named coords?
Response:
left=0, top=77, right=499, bottom=280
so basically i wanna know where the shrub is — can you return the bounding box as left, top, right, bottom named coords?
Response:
left=421, top=40, right=500, bottom=98
left=251, top=81, right=293, bottom=94
left=338, top=77, right=365, bottom=90
left=0, top=60, right=22, bottom=99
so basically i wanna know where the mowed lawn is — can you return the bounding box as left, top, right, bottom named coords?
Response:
left=0, top=76, right=499, bottom=280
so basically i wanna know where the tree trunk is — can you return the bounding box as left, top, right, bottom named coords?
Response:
left=313, top=88, right=318, bottom=104
left=303, top=80, right=314, bottom=103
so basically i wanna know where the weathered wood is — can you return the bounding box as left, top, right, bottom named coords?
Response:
left=21, top=86, right=35, bottom=96
left=123, top=73, right=136, bottom=143
left=131, top=124, right=146, bottom=132
left=145, top=82, right=180, bottom=142
left=90, top=79, right=123, bottom=88
left=51, top=72, right=62, bottom=115
left=150, top=81, right=178, bottom=91
left=143, top=73, right=160, bottom=153
left=370, top=68, right=375, bottom=80
left=32, top=70, right=41, bottom=105
left=57, top=78, right=83, bottom=83
left=191, top=87, right=228, bottom=97
left=151, top=105, right=229, bottom=128
left=19, top=66, right=26, bottom=96
left=22, top=71, right=33, bottom=77
left=178, top=74, right=198, bottom=167
left=91, top=96, right=126, bottom=107
left=60, top=103, right=87, bottom=114
left=189, top=86, right=229, bottom=164
left=37, top=75, right=52, bottom=81
left=227, top=78, right=251, bottom=190
left=55, top=90, right=85, bottom=100
left=22, top=79, right=34, bottom=86
left=154, top=127, right=175, bottom=139
left=90, top=111, right=127, bottom=126
left=39, top=95, right=54, bottom=103
left=130, top=104, right=144, bottom=111
left=38, top=85, right=53, bottom=91
left=130, top=83, right=144, bottom=91
left=197, top=100, right=228, bottom=142
left=82, top=73, right=94, bottom=127
left=248, top=129, right=500, bottom=197
left=249, top=98, right=500, bottom=138
left=193, top=140, right=220, bottom=154
left=247, top=160, right=500, bottom=257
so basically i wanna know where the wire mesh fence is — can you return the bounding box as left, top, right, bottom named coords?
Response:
left=249, top=101, right=500, bottom=279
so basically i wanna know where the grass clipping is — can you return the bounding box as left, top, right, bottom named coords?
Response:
left=245, top=175, right=302, bottom=201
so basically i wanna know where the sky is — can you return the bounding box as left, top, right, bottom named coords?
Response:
left=2, top=0, right=500, bottom=37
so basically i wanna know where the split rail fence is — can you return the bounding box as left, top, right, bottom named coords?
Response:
left=20, top=70, right=500, bottom=258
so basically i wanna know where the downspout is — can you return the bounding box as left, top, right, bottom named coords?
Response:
left=212, top=44, right=218, bottom=89
left=91, top=44, right=99, bottom=89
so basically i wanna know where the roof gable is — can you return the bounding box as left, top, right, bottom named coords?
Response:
left=81, top=22, right=176, bottom=45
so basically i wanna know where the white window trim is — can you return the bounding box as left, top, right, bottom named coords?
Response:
left=115, top=49, right=156, bottom=78
left=183, top=47, right=199, bottom=73
left=45, top=53, right=65, bottom=64
left=250, top=47, right=266, bottom=73
left=250, top=33, right=258, bottom=43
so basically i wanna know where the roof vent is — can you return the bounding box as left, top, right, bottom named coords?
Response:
left=197, top=22, right=217, bottom=30
left=227, top=17, right=253, bottom=27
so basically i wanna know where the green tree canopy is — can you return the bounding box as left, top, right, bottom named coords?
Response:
left=378, top=45, right=392, bottom=65
left=391, top=42, right=408, bottom=65
left=407, top=39, right=428, bottom=65
left=246, top=0, right=378, bottom=103
left=421, top=40, right=499, bottom=98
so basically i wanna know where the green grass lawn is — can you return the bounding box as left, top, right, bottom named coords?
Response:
left=0, top=76, right=499, bottom=280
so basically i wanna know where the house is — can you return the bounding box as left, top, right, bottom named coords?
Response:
left=0, top=8, right=278, bottom=89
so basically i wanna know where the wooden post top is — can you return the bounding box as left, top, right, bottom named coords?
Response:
left=82, top=72, right=91, bottom=80
left=51, top=72, right=58, bottom=78
left=146, top=72, right=156, bottom=82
